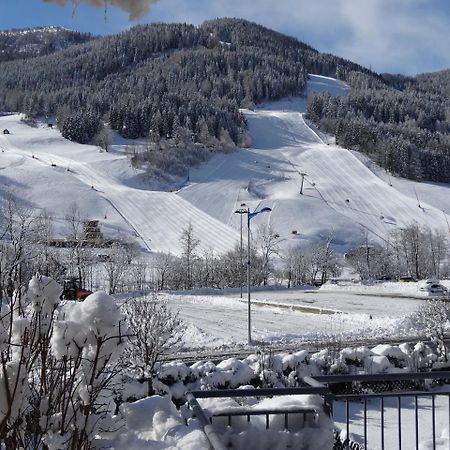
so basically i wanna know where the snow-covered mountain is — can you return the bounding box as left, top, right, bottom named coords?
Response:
left=1, top=74, right=449, bottom=256
left=0, top=26, right=93, bottom=62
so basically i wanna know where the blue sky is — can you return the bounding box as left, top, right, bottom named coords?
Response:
left=1, top=0, right=450, bottom=75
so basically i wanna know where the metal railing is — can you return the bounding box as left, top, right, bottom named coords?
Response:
left=316, top=372, right=450, bottom=450
left=188, top=371, right=450, bottom=450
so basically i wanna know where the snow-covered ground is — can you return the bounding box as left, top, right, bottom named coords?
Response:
left=2, top=74, right=450, bottom=351
left=334, top=393, right=450, bottom=450
left=2, top=74, right=450, bottom=258
left=107, top=390, right=450, bottom=449
left=161, top=280, right=446, bottom=350
left=3, top=71, right=450, bottom=450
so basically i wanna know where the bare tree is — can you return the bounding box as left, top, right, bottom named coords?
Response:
left=0, top=191, right=40, bottom=299
left=179, top=223, right=200, bottom=289
left=122, top=293, right=182, bottom=395
left=306, top=233, right=340, bottom=284
left=389, top=224, right=448, bottom=280
left=64, top=203, right=94, bottom=289
left=426, top=228, right=448, bottom=278
left=94, top=125, right=112, bottom=152
left=257, top=224, right=282, bottom=285
left=129, top=257, right=149, bottom=292
left=281, top=245, right=309, bottom=288
left=103, top=242, right=130, bottom=294
left=152, top=252, right=175, bottom=290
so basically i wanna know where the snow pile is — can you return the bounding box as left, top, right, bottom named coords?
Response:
left=320, top=280, right=422, bottom=296
left=214, top=358, right=256, bottom=388
left=111, top=396, right=209, bottom=449
left=198, top=395, right=334, bottom=450
left=421, top=435, right=449, bottom=450
left=107, top=394, right=333, bottom=449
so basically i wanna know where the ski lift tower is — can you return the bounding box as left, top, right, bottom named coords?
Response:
left=299, top=172, right=307, bottom=195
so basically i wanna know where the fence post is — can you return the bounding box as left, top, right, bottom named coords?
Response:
left=186, top=392, right=227, bottom=450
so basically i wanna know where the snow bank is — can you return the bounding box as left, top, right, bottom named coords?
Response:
left=198, top=394, right=333, bottom=450
left=110, top=394, right=333, bottom=449
left=112, top=396, right=209, bottom=449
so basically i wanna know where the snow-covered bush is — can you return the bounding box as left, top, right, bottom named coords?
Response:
left=410, top=342, right=437, bottom=371
left=121, top=293, right=182, bottom=396
left=0, top=274, right=126, bottom=449
left=151, top=342, right=445, bottom=402
left=371, top=344, right=409, bottom=369
left=415, top=299, right=450, bottom=362
left=338, top=346, right=372, bottom=373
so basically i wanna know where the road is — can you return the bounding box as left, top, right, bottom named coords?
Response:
left=163, top=287, right=424, bottom=352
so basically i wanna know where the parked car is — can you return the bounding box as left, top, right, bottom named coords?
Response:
left=418, top=279, right=448, bottom=294
left=428, top=284, right=447, bottom=294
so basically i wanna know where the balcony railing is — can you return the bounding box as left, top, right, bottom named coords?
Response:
left=188, top=371, right=450, bottom=450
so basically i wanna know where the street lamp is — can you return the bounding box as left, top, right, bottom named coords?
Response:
left=234, top=205, right=272, bottom=345
left=235, top=203, right=247, bottom=299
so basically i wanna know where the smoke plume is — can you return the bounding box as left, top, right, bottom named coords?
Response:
left=42, top=0, right=160, bottom=21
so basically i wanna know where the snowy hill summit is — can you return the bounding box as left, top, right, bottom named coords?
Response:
left=1, top=74, right=449, bottom=257
left=0, top=26, right=93, bottom=62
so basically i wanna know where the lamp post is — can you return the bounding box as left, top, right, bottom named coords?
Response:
left=235, top=203, right=247, bottom=299
left=234, top=205, right=272, bottom=345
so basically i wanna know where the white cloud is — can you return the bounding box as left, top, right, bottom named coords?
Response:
left=146, top=0, right=450, bottom=74
left=40, top=0, right=450, bottom=74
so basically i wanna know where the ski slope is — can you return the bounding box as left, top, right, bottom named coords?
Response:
left=180, top=75, right=450, bottom=250
left=0, top=116, right=240, bottom=255
left=1, top=74, right=450, bottom=256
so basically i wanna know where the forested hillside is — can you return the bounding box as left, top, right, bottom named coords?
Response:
left=0, top=19, right=448, bottom=182
left=0, top=26, right=93, bottom=62
left=306, top=69, right=450, bottom=182
left=0, top=19, right=375, bottom=148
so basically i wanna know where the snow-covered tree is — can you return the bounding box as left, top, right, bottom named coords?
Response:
left=415, top=299, right=450, bottom=362
left=121, top=294, right=182, bottom=396
left=0, top=191, right=41, bottom=300
left=63, top=203, right=94, bottom=289
left=257, top=224, right=282, bottom=286
left=179, top=223, right=200, bottom=289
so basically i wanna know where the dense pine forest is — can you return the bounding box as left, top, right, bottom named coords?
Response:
left=306, top=69, right=450, bottom=182
left=0, top=18, right=449, bottom=182
left=0, top=20, right=376, bottom=144
left=0, top=26, right=93, bottom=62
